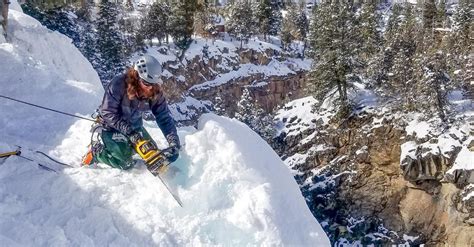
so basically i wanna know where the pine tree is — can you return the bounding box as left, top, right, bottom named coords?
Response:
left=308, top=0, right=360, bottom=118
left=214, top=92, right=228, bottom=116
left=142, top=1, right=171, bottom=45
left=435, top=0, right=448, bottom=29
left=194, top=3, right=215, bottom=38
left=389, top=3, right=418, bottom=109
left=281, top=1, right=298, bottom=50
left=235, top=88, right=256, bottom=126
left=417, top=50, right=450, bottom=120
left=269, top=0, right=282, bottom=36
left=79, top=21, right=99, bottom=70
left=256, top=0, right=272, bottom=40
left=449, top=0, right=473, bottom=71
left=295, top=0, right=309, bottom=57
left=384, top=3, right=403, bottom=44
left=235, top=88, right=275, bottom=141
left=226, top=0, right=256, bottom=48
left=358, top=0, right=381, bottom=65
left=96, top=0, right=125, bottom=81
left=169, top=0, right=197, bottom=49
left=422, top=0, right=437, bottom=31
left=119, top=11, right=143, bottom=56
left=306, top=2, right=321, bottom=59
left=370, top=3, right=402, bottom=90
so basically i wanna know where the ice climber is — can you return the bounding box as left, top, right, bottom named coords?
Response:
left=81, top=55, right=180, bottom=170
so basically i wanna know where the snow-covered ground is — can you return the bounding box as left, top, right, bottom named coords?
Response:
left=0, top=4, right=330, bottom=246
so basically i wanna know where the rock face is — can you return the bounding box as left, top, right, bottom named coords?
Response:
left=274, top=103, right=474, bottom=246
left=157, top=41, right=309, bottom=122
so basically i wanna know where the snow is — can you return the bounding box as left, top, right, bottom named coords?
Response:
left=250, top=81, right=269, bottom=88
left=176, top=75, right=185, bottom=82
left=405, top=117, right=432, bottom=139
left=0, top=7, right=330, bottom=246
left=463, top=185, right=474, bottom=201
left=448, top=143, right=474, bottom=172
left=0, top=4, right=102, bottom=147
left=168, top=96, right=211, bottom=122
left=400, top=93, right=473, bottom=180
left=356, top=146, right=368, bottom=155
left=350, top=81, right=378, bottom=110
left=448, top=90, right=474, bottom=115
left=0, top=114, right=330, bottom=246
left=137, top=47, right=177, bottom=65
left=403, top=234, right=420, bottom=242
left=275, top=96, right=319, bottom=136
left=277, top=80, right=379, bottom=137
left=189, top=60, right=305, bottom=91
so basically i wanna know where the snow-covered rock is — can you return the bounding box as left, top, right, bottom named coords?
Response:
left=273, top=85, right=474, bottom=245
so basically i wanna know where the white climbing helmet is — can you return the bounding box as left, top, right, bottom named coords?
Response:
left=134, top=55, right=163, bottom=85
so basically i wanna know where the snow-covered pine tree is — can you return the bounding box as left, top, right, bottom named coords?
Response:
left=269, top=0, right=282, bottom=36
left=306, top=2, right=321, bottom=59
left=80, top=21, right=100, bottom=69
left=281, top=1, right=298, bottom=50
left=448, top=0, right=472, bottom=73
left=416, top=50, right=450, bottom=121
left=194, top=2, right=218, bottom=39
left=96, top=0, right=125, bottom=82
left=358, top=0, right=381, bottom=68
left=235, top=87, right=254, bottom=125
left=384, top=3, right=403, bottom=44
left=417, top=0, right=437, bottom=52
left=226, top=0, right=256, bottom=48
left=235, top=88, right=275, bottom=142
left=256, top=0, right=272, bottom=40
left=422, top=0, right=437, bottom=31
left=308, top=0, right=359, bottom=118
left=370, top=3, right=402, bottom=91
left=387, top=3, right=418, bottom=110
left=119, top=11, right=142, bottom=56
left=142, top=1, right=170, bottom=45
left=295, top=0, right=309, bottom=57
left=169, top=0, right=196, bottom=49
left=461, top=55, right=473, bottom=98
left=435, top=0, right=448, bottom=29
left=213, top=90, right=228, bottom=116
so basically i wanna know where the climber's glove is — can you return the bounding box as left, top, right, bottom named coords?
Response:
left=163, top=133, right=180, bottom=162
left=129, top=131, right=143, bottom=145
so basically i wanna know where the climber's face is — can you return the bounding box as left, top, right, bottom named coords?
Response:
left=139, top=79, right=155, bottom=99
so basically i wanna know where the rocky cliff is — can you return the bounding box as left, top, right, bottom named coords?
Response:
left=274, top=93, right=474, bottom=246
left=149, top=38, right=309, bottom=124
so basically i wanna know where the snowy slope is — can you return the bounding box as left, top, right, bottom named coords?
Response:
left=0, top=3, right=102, bottom=148
left=0, top=4, right=330, bottom=246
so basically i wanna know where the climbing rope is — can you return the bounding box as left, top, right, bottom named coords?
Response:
left=0, top=94, right=96, bottom=122
left=35, top=150, right=73, bottom=168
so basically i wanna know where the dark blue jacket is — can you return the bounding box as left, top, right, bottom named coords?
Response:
left=99, top=74, right=178, bottom=142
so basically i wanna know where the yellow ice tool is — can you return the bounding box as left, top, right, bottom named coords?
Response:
left=134, top=140, right=169, bottom=174
left=0, top=150, right=21, bottom=158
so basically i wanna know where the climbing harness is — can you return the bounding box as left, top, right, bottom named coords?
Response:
left=82, top=109, right=106, bottom=166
